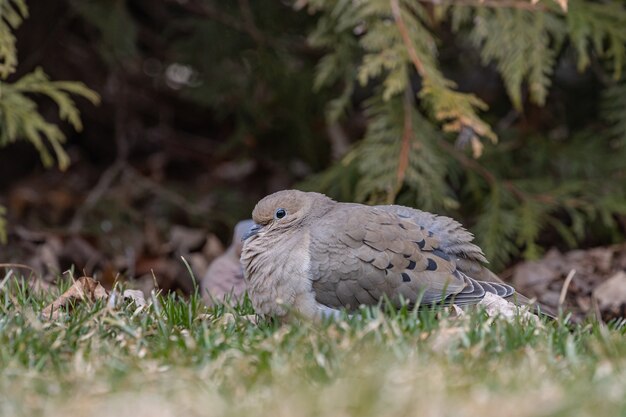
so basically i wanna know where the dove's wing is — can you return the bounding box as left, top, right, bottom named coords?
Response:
left=309, top=203, right=500, bottom=310
left=381, top=205, right=487, bottom=265
left=380, top=205, right=557, bottom=315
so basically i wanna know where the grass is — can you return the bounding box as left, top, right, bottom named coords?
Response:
left=0, top=275, right=625, bottom=417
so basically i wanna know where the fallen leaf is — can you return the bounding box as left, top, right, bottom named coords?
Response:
left=41, top=277, right=108, bottom=320
left=513, top=260, right=558, bottom=290
left=478, top=292, right=540, bottom=323
left=510, top=243, right=626, bottom=321
left=168, top=225, right=207, bottom=254
left=202, top=234, right=225, bottom=261
left=123, top=289, right=147, bottom=308
left=593, top=271, right=626, bottom=311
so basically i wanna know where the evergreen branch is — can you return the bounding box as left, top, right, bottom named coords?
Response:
left=473, top=185, right=520, bottom=266
left=567, top=0, right=626, bottom=78
left=0, top=0, right=28, bottom=78
left=467, top=8, right=562, bottom=109
left=0, top=68, right=100, bottom=169
left=391, top=0, right=495, bottom=145
left=300, top=0, right=625, bottom=264
left=602, top=81, right=626, bottom=144
left=350, top=94, right=448, bottom=209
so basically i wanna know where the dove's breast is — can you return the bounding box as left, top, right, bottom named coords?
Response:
left=241, top=229, right=329, bottom=318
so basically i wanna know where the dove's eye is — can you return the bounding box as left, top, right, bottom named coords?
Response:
left=274, top=208, right=287, bottom=220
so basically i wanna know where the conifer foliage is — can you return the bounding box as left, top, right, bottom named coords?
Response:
left=303, top=0, right=626, bottom=267
left=0, top=0, right=99, bottom=242
left=2, top=0, right=626, bottom=268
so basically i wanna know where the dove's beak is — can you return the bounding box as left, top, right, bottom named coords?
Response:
left=242, top=223, right=262, bottom=241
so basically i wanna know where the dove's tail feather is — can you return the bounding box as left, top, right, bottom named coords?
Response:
left=482, top=281, right=515, bottom=298
left=468, top=266, right=558, bottom=319
left=446, top=274, right=515, bottom=306
left=447, top=274, right=486, bottom=305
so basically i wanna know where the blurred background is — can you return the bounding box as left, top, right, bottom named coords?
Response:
left=1, top=0, right=625, bottom=320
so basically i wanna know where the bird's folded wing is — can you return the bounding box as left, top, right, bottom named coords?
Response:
left=310, top=205, right=468, bottom=309
left=377, top=205, right=555, bottom=315
left=381, top=205, right=487, bottom=264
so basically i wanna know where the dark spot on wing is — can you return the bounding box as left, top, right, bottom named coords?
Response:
left=415, top=239, right=425, bottom=249
left=401, top=273, right=411, bottom=282
left=398, top=223, right=407, bottom=230
left=386, top=262, right=394, bottom=269
left=426, top=258, right=437, bottom=271
left=431, top=249, right=450, bottom=261
left=407, top=260, right=416, bottom=270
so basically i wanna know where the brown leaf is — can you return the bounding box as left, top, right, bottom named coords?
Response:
left=593, top=271, right=626, bottom=311
left=41, top=277, right=108, bottom=320
left=168, top=225, right=207, bottom=254
left=203, top=234, right=225, bottom=262
left=512, top=259, right=558, bottom=290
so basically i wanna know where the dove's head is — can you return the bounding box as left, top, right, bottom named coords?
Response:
left=243, top=190, right=333, bottom=240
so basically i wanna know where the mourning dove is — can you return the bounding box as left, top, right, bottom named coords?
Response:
left=241, top=190, right=549, bottom=320
left=201, top=219, right=254, bottom=305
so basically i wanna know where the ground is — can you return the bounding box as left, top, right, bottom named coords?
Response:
left=0, top=275, right=625, bottom=417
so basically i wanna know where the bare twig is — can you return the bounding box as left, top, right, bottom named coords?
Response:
left=0, top=270, right=14, bottom=291
left=237, top=0, right=265, bottom=45
left=170, top=0, right=319, bottom=55
left=390, top=0, right=427, bottom=77
left=558, top=269, right=576, bottom=308
left=437, top=140, right=558, bottom=204
left=123, top=168, right=208, bottom=217
left=180, top=0, right=267, bottom=46
left=438, top=140, right=498, bottom=185
left=396, top=88, right=414, bottom=186
left=0, top=263, right=40, bottom=279
left=417, top=0, right=551, bottom=11
left=590, top=295, right=604, bottom=323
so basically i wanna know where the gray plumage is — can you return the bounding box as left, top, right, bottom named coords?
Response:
left=241, top=190, right=533, bottom=320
